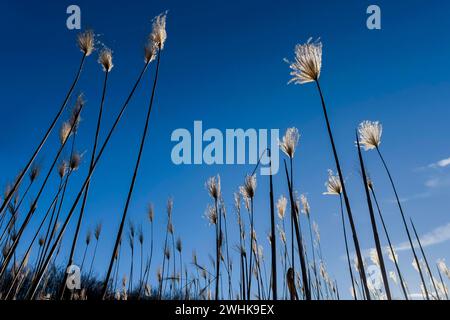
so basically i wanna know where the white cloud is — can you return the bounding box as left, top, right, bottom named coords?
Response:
left=353, top=222, right=450, bottom=261
left=429, top=157, right=450, bottom=169
left=437, top=158, right=450, bottom=168
left=395, top=222, right=450, bottom=252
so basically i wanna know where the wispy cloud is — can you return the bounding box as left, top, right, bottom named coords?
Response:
left=352, top=222, right=450, bottom=261
left=395, top=222, right=450, bottom=252
left=429, top=157, right=450, bottom=169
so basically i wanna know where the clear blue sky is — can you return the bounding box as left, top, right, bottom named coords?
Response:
left=1, top=0, right=450, bottom=299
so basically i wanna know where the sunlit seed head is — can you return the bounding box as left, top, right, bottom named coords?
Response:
left=286, top=37, right=322, bottom=85
left=59, top=121, right=72, bottom=145
left=358, top=121, right=382, bottom=151
left=57, top=160, right=67, bottom=178
left=150, top=12, right=167, bottom=50
left=240, top=175, right=257, bottom=201
left=69, top=152, right=82, bottom=171
left=277, top=195, right=287, bottom=220
left=279, top=127, right=300, bottom=159
left=69, top=94, right=85, bottom=132
left=300, top=194, right=310, bottom=217
left=323, top=169, right=342, bottom=196
left=77, top=30, right=95, bottom=56
left=98, top=47, right=114, bottom=72
left=205, top=204, right=217, bottom=225
left=144, top=41, right=157, bottom=64
left=206, top=175, right=221, bottom=200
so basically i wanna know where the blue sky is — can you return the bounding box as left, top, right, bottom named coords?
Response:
left=1, top=0, right=450, bottom=299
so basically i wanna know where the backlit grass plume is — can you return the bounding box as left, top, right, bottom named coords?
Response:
left=288, top=38, right=370, bottom=299
left=78, top=30, right=95, bottom=56
left=287, top=38, right=322, bottom=84
left=358, top=120, right=430, bottom=299
left=323, top=169, right=357, bottom=299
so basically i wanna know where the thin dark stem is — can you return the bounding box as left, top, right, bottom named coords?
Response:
left=356, top=133, right=391, bottom=299
left=338, top=194, right=357, bottom=300
left=410, top=218, right=440, bottom=300
left=370, top=187, right=409, bottom=300
left=100, top=50, right=161, bottom=299
left=283, top=159, right=310, bottom=300
left=27, top=60, right=151, bottom=300
left=315, top=80, right=371, bottom=299
left=375, top=146, right=429, bottom=300
left=0, top=54, right=87, bottom=217
left=58, top=70, right=110, bottom=300
left=0, top=104, right=84, bottom=280
left=268, top=152, right=277, bottom=300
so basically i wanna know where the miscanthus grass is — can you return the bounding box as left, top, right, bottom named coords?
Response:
left=59, top=48, right=113, bottom=300
left=87, top=222, right=102, bottom=281
left=358, top=120, right=430, bottom=299
left=0, top=103, right=84, bottom=280
left=410, top=219, right=441, bottom=299
left=356, top=132, right=391, bottom=299
left=27, top=17, right=162, bottom=299
left=323, top=169, right=357, bottom=300
left=206, top=175, right=221, bottom=300
left=367, top=177, right=409, bottom=300
left=287, top=38, right=370, bottom=299
left=101, top=14, right=166, bottom=298
left=282, top=159, right=310, bottom=300
left=0, top=30, right=93, bottom=219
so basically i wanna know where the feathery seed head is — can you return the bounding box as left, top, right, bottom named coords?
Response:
left=58, top=160, right=68, bottom=178
left=150, top=12, right=167, bottom=50
left=279, top=127, right=300, bottom=158
left=77, top=30, right=95, bottom=56
left=287, top=37, right=322, bottom=84
left=323, top=169, right=342, bottom=196
left=240, top=175, right=257, bottom=201
left=300, top=194, right=310, bottom=217
left=277, top=195, right=287, bottom=220
left=59, top=121, right=72, bottom=145
left=206, top=175, right=221, bottom=200
left=205, top=204, right=217, bottom=225
left=69, top=152, right=82, bottom=171
left=358, top=121, right=382, bottom=151
left=144, top=41, right=157, bottom=64
left=98, top=47, right=114, bottom=72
